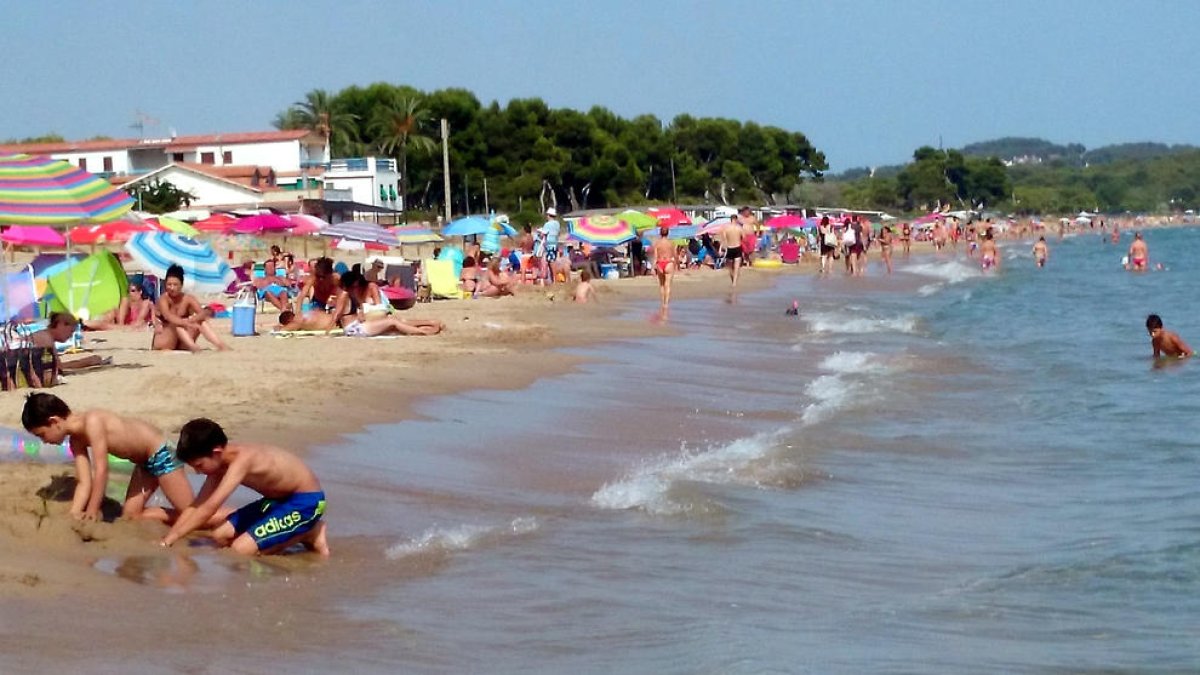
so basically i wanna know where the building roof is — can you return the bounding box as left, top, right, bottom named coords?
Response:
left=176, top=163, right=276, bottom=186
left=0, top=129, right=317, bottom=156
left=119, top=163, right=263, bottom=195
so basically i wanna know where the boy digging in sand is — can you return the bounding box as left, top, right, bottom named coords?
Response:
left=22, top=393, right=197, bottom=522
left=161, top=418, right=329, bottom=556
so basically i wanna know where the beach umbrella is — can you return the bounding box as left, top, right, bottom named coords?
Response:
left=441, top=215, right=494, bottom=237
left=125, top=232, right=234, bottom=293
left=389, top=224, right=443, bottom=244
left=615, top=209, right=661, bottom=232
left=567, top=215, right=636, bottom=247
left=287, top=213, right=328, bottom=236
left=319, top=220, right=399, bottom=246
left=67, top=220, right=153, bottom=244
left=0, top=154, right=134, bottom=225
left=149, top=216, right=200, bottom=237
left=647, top=207, right=692, bottom=228
left=194, top=213, right=237, bottom=232
left=763, top=214, right=807, bottom=230
left=1, top=226, right=66, bottom=247
left=227, top=212, right=292, bottom=235
left=697, top=217, right=732, bottom=236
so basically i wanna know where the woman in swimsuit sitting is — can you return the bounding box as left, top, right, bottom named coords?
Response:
left=477, top=258, right=514, bottom=298
left=87, top=282, right=155, bottom=330
left=152, top=264, right=230, bottom=352
left=333, top=269, right=444, bottom=337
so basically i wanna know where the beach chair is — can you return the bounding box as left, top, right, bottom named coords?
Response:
left=423, top=259, right=467, bottom=299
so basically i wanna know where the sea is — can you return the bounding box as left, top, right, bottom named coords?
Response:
left=11, top=227, right=1200, bottom=673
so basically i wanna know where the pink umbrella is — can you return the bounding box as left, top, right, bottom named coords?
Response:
left=227, top=213, right=292, bottom=234
left=287, top=213, right=328, bottom=235
left=647, top=207, right=692, bottom=227
left=764, top=214, right=806, bottom=230
left=2, top=226, right=66, bottom=247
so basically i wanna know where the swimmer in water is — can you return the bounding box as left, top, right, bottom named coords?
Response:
left=1146, top=314, right=1192, bottom=359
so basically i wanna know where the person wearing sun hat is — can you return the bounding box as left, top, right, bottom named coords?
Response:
left=536, top=207, right=562, bottom=284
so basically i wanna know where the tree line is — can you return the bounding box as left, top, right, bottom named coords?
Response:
left=272, top=83, right=828, bottom=222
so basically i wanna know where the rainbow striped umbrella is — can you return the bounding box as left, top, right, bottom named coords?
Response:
left=319, top=220, right=399, bottom=246
left=567, top=215, right=636, bottom=247
left=0, top=154, right=134, bottom=225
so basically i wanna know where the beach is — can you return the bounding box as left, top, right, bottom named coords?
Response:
left=4, top=225, right=1198, bottom=672
left=0, top=262, right=777, bottom=595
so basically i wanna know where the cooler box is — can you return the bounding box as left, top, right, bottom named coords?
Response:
left=600, top=263, right=619, bottom=280
left=231, top=288, right=256, bottom=337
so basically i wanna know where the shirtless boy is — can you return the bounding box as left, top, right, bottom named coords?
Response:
left=162, top=418, right=329, bottom=556
left=1032, top=237, right=1049, bottom=268
left=979, top=231, right=1000, bottom=270
left=22, top=393, right=197, bottom=522
left=574, top=269, right=597, bottom=303
left=1146, top=314, right=1192, bottom=358
left=651, top=225, right=676, bottom=307
left=719, top=214, right=745, bottom=288
left=1128, top=232, right=1149, bottom=271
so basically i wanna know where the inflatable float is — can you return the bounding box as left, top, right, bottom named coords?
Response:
left=0, top=430, right=132, bottom=468
left=751, top=258, right=784, bottom=269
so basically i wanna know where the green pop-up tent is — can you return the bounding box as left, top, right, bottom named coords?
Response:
left=43, top=250, right=127, bottom=321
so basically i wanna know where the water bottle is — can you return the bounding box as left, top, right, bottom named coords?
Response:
left=72, top=321, right=83, bottom=351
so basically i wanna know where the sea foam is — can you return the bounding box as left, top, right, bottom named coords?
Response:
left=385, top=517, right=539, bottom=559
left=805, top=311, right=919, bottom=335
left=591, top=430, right=789, bottom=515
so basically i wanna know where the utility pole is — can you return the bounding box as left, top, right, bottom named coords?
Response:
left=441, top=118, right=451, bottom=223
left=483, top=177, right=489, bottom=213
left=464, top=175, right=470, bottom=215
left=670, top=157, right=678, bottom=204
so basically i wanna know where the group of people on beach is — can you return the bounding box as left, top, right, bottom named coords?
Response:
left=21, top=393, right=329, bottom=556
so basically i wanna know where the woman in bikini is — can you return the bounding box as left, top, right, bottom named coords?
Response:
left=152, top=264, right=230, bottom=352
left=87, top=282, right=155, bottom=330
left=651, top=226, right=676, bottom=308
left=900, top=223, right=912, bottom=256
left=477, top=258, right=514, bottom=298
left=333, top=270, right=444, bottom=337
left=878, top=225, right=894, bottom=274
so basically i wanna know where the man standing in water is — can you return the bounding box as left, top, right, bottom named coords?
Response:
left=719, top=214, right=745, bottom=288
left=979, top=231, right=1000, bottom=271
left=1032, top=237, right=1049, bottom=268
left=1128, top=232, right=1149, bottom=271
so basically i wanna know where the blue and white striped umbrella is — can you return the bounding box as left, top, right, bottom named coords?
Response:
left=125, top=232, right=234, bottom=293
left=319, top=220, right=399, bottom=246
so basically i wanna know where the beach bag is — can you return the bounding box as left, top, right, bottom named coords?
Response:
left=823, top=229, right=837, bottom=247
left=842, top=229, right=855, bottom=246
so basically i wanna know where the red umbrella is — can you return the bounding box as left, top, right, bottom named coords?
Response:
left=764, top=214, right=806, bottom=230
left=68, top=220, right=154, bottom=244
left=647, top=207, right=692, bottom=227
left=194, top=213, right=237, bottom=232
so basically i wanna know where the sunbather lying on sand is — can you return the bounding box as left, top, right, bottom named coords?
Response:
left=333, top=270, right=445, bottom=336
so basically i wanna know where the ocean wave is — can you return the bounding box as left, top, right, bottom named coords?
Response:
left=802, top=351, right=892, bottom=425
left=805, top=311, right=919, bottom=335
left=591, top=430, right=794, bottom=516
left=385, top=517, right=539, bottom=559
left=906, top=259, right=983, bottom=285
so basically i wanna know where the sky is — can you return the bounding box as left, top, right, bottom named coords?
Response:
left=4, top=0, right=1198, bottom=171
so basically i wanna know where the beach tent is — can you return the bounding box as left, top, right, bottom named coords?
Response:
left=43, top=250, right=127, bottom=320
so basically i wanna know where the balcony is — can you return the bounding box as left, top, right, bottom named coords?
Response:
left=325, top=157, right=397, bottom=174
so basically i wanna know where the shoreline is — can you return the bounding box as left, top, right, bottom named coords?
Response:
left=0, top=259, right=784, bottom=598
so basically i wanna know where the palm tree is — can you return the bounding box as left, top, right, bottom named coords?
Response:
left=370, top=96, right=437, bottom=214
left=282, top=89, right=359, bottom=157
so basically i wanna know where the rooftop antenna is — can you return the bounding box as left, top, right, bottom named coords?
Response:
left=130, top=110, right=161, bottom=138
